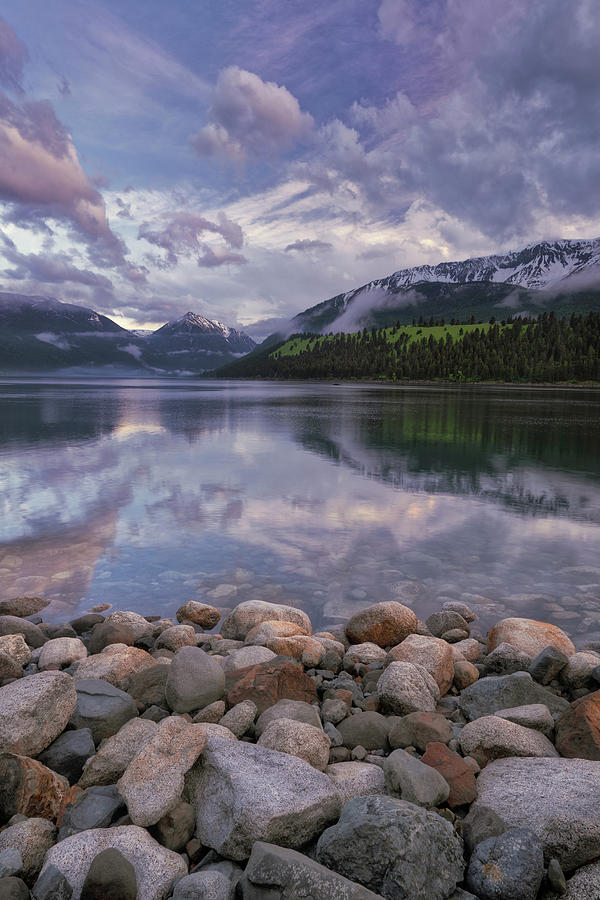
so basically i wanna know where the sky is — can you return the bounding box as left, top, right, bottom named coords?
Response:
left=1, top=0, right=600, bottom=337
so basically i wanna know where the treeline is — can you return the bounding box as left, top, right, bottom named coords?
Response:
left=219, top=312, right=600, bottom=382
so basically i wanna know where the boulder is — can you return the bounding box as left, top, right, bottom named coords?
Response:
left=118, top=717, right=207, bottom=826
left=0, top=753, right=70, bottom=821
left=0, top=635, right=31, bottom=666
left=154, top=625, right=197, bottom=652
left=0, top=654, right=24, bottom=685
left=0, top=876, right=29, bottom=898
left=559, top=651, right=600, bottom=690
left=31, top=863, right=74, bottom=899
left=150, top=800, right=195, bottom=853
left=58, top=785, right=125, bottom=840
left=0, top=671, right=76, bottom=757
left=221, top=645, right=276, bottom=672
left=264, top=636, right=326, bottom=667
left=388, top=711, right=453, bottom=752
left=103, top=611, right=154, bottom=643
left=245, top=620, right=309, bottom=645
left=384, top=749, right=450, bottom=807
left=176, top=601, right=220, bottom=629
left=441, top=601, right=477, bottom=622
left=193, top=700, right=226, bottom=724
left=258, top=719, right=330, bottom=770
left=325, top=761, right=386, bottom=805
left=459, top=715, right=559, bottom=766
left=346, top=602, right=418, bottom=648
left=426, top=610, right=470, bottom=638
left=377, top=662, right=440, bottom=716
left=241, top=841, right=384, bottom=899
left=387, top=634, right=454, bottom=694
left=221, top=601, right=312, bottom=641
left=316, top=795, right=464, bottom=899
left=453, top=660, right=479, bottom=690
left=460, top=804, right=506, bottom=855
left=188, top=736, right=341, bottom=860
left=78, top=718, right=157, bottom=787
left=225, top=657, right=317, bottom=715
left=174, top=871, right=234, bottom=899
left=38, top=638, right=87, bottom=671
left=218, top=700, right=257, bottom=738
left=529, top=645, right=569, bottom=684
left=88, top=622, right=134, bottom=655
left=0, top=818, right=56, bottom=886
left=0, top=597, right=49, bottom=618
left=73, top=645, right=155, bottom=691
left=80, top=848, right=136, bottom=900
left=255, top=699, right=322, bottom=737
left=0, top=849, right=22, bottom=879
left=127, top=663, right=168, bottom=709
left=487, top=618, right=575, bottom=658
left=41, top=826, right=185, bottom=900
left=165, top=646, right=225, bottom=713
left=555, top=689, right=600, bottom=760
left=337, top=711, right=390, bottom=751
left=38, top=729, right=95, bottom=784
left=343, top=642, right=387, bottom=669
left=69, top=679, right=138, bottom=744
left=0, top=616, right=46, bottom=648
left=484, top=642, right=533, bottom=675
left=494, top=703, right=554, bottom=738
left=458, top=671, right=570, bottom=721
left=474, top=757, right=600, bottom=870
left=70, top=613, right=104, bottom=634
left=451, top=639, right=483, bottom=663
left=466, top=828, right=544, bottom=900
left=560, top=859, right=600, bottom=899
left=421, top=743, right=477, bottom=808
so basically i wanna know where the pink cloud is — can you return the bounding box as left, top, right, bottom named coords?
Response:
left=191, top=66, right=313, bottom=161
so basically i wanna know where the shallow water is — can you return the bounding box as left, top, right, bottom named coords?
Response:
left=1, top=378, right=599, bottom=644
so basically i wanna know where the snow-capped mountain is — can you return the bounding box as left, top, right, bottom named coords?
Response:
left=0, top=294, right=255, bottom=373
left=289, top=238, right=600, bottom=334
left=153, top=311, right=253, bottom=348
left=387, top=238, right=600, bottom=290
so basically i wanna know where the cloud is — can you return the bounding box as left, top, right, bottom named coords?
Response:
left=284, top=239, right=332, bottom=252
left=138, top=210, right=246, bottom=269
left=191, top=66, right=314, bottom=161
left=0, top=16, right=28, bottom=92
left=0, top=90, right=129, bottom=268
left=1, top=241, right=114, bottom=290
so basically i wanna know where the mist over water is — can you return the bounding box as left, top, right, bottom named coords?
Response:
left=1, top=378, right=599, bottom=644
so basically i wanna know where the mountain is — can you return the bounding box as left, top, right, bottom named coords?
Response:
left=287, top=238, right=600, bottom=335
left=145, top=311, right=255, bottom=370
left=0, top=294, right=255, bottom=373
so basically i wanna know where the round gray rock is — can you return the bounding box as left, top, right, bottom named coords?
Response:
left=0, top=671, right=77, bottom=757
left=466, top=828, right=544, bottom=900
left=165, top=646, right=225, bottom=713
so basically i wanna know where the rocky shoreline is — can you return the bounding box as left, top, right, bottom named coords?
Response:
left=0, top=595, right=599, bottom=899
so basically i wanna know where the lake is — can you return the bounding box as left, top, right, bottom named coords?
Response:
left=1, top=378, right=599, bottom=645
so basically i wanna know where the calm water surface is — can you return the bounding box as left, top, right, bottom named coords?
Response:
left=1, top=379, right=599, bottom=644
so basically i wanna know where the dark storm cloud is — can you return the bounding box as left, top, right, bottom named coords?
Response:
left=1, top=240, right=114, bottom=290
left=138, top=210, right=246, bottom=269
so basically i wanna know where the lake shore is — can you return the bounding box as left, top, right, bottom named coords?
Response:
left=0, top=595, right=599, bottom=898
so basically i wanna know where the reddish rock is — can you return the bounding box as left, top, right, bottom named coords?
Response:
left=487, top=618, right=575, bottom=658
left=453, top=659, right=479, bottom=690
left=422, top=742, right=478, bottom=808
left=555, top=690, right=600, bottom=760
left=176, top=601, right=221, bottom=629
left=387, top=634, right=454, bottom=695
left=264, top=636, right=326, bottom=667
left=0, top=752, right=70, bottom=821
left=225, top=656, right=317, bottom=714
left=346, top=602, right=418, bottom=649
left=246, top=620, right=310, bottom=645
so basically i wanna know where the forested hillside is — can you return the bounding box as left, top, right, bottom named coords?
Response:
left=217, top=313, right=600, bottom=383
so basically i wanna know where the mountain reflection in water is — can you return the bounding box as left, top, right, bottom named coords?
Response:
left=0, top=379, right=598, bottom=644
